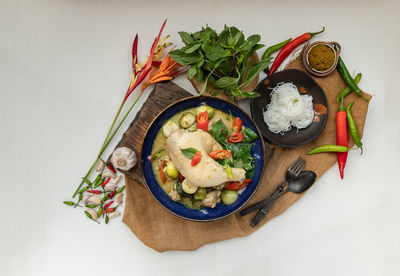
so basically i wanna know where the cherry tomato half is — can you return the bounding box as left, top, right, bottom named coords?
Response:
left=226, top=179, right=252, bottom=191
left=208, top=150, right=232, bottom=160
left=227, top=132, right=243, bottom=143
left=191, top=151, right=202, bottom=166
left=196, top=111, right=209, bottom=131
left=232, top=117, right=243, bottom=133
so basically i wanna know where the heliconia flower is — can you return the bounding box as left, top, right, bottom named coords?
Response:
left=140, top=54, right=185, bottom=92
left=132, top=34, right=138, bottom=75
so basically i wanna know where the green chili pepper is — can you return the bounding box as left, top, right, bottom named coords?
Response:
left=102, top=193, right=109, bottom=202
left=346, top=102, right=363, bottom=154
left=307, top=145, right=354, bottom=155
left=105, top=215, right=109, bottom=224
left=336, top=73, right=362, bottom=102
left=82, top=177, right=92, bottom=186
left=262, top=38, right=292, bottom=73
left=63, top=201, right=75, bottom=206
left=225, top=164, right=232, bottom=179
left=78, top=186, right=89, bottom=194
left=116, top=185, right=125, bottom=194
left=92, top=174, right=102, bottom=188
left=334, top=46, right=368, bottom=101
left=86, top=204, right=99, bottom=208
left=74, top=193, right=83, bottom=208
left=97, top=206, right=103, bottom=218
left=84, top=211, right=100, bottom=224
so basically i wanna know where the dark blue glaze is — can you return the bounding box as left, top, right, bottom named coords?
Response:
left=141, top=96, right=264, bottom=221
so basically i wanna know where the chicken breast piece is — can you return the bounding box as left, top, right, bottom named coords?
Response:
left=166, top=129, right=245, bottom=187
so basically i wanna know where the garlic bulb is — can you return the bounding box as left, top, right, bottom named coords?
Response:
left=108, top=211, right=121, bottom=218
left=104, top=183, right=117, bottom=192
left=95, top=160, right=105, bottom=172
left=111, top=147, right=137, bottom=170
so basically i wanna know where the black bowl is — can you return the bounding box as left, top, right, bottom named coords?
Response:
left=250, top=69, right=328, bottom=148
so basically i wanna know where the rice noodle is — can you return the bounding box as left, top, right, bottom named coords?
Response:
left=263, top=82, right=314, bottom=134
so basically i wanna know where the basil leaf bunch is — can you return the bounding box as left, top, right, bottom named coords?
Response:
left=169, top=25, right=272, bottom=101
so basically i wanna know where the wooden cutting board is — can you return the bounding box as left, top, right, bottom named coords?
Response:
left=108, top=81, right=275, bottom=185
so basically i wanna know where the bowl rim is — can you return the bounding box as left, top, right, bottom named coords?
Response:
left=140, top=95, right=265, bottom=222
left=250, top=69, right=329, bottom=148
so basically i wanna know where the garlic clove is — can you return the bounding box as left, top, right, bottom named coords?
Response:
left=104, top=183, right=117, bottom=192
left=108, top=211, right=121, bottom=218
left=86, top=208, right=98, bottom=220
left=115, top=193, right=124, bottom=204
left=82, top=195, right=91, bottom=206
left=111, top=147, right=137, bottom=171
left=110, top=174, right=122, bottom=185
left=102, top=169, right=116, bottom=179
left=95, top=160, right=105, bottom=172
left=88, top=195, right=102, bottom=205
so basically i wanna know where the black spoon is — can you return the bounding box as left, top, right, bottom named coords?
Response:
left=256, top=170, right=317, bottom=209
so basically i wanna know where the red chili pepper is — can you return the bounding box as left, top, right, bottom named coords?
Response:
left=208, top=150, right=232, bottom=160
left=102, top=177, right=110, bottom=187
left=87, top=190, right=101, bottom=194
left=268, top=27, right=325, bottom=76
left=101, top=208, right=115, bottom=215
left=226, top=179, right=252, bottom=191
left=160, top=160, right=166, bottom=184
left=336, top=96, right=348, bottom=179
left=197, top=111, right=209, bottom=131
left=104, top=201, right=114, bottom=209
left=107, top=165, right=116, bottom=173
left=191, top=151, right=202, bottom=166
left=178, top=173, right=184, bottom=182
left=232, top=117, right=242, bottom=133
left=108, top=190, right=116, bottom=199
left=227, top=133, right=243, bottom=143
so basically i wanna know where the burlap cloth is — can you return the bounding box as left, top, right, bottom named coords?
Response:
left=121, top=53, right=372, bottom=252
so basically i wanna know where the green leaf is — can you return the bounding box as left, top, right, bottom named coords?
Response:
left=206, top=45, right=226, bottom=61
left=210, top=120, right=229, bottom=144
left=241, top=60, right=271, bottom=87
left=188, top=66, right=197, bottom=80
left=185, top=43, right=201, bottom=54
left=241, top=91, right=261, bottom=98
left=214, top=76, right=238, bottom=90
left=195, top=68, right=203, bottom=81
left=180, top=148, right=199, bottom=159
left=233, top=31, right=245, bottom=46
left=169, top=50, right=199, bottom=65
left=178, top=31, right=194, bottom=45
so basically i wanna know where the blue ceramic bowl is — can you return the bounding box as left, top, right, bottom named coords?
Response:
left=141, top=96, right=265, bottom=221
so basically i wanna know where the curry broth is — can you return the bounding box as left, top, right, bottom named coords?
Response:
left=151, top=107, right=233, bottom=193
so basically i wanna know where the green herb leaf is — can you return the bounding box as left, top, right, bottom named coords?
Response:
left=241, top=60, right=271, bottom=88
left=214, top=76, right=238, bottom=90
left=188, top=66, right=197, bottom=80
left=210, top=119, right=229, bottom=144
left=185, top=43, right=201, bottom=54
left=169, top=50, right=199, bottom=65
left=180, top=148, right=199, bottom=159
left=206, top=45, right=226, bottom=61
left=178, top=31, right=194, bottom=45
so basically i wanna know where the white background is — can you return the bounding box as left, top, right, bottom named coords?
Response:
left=1, top=0, right=399, bottom=275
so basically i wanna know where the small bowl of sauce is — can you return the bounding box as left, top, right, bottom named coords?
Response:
left=302, top=41, right=341, bottom=77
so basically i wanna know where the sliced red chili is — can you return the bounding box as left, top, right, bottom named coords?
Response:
left=226, top=179, right=252, bottom=191
left=178, top=173, right=184, bottom=182
left=191, top=151, right=201, bottom=166
left=160, top=160, right=166, bottom=184
left=208, top=150, right=232, bottom=160
left=196, top=111, right=209, bottom=131
left=232, top=117, right=242, bottom=133
left=227, top=133, right=243, bottom=143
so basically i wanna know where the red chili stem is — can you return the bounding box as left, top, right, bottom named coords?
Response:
left=268, top=27, right=325, bottom=76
